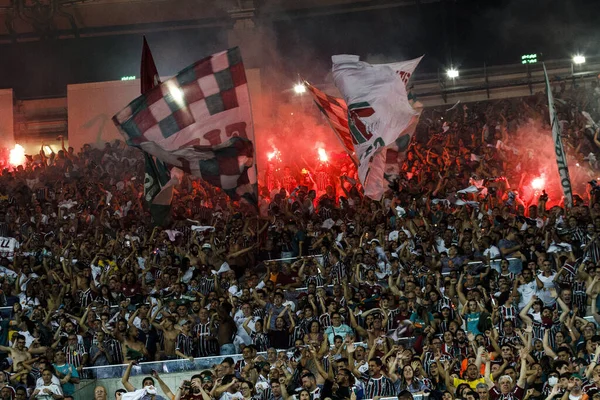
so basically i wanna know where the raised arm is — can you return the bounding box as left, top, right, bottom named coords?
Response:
left=543, top=330, right=558, bottom=359
left=517, top=348, right=528, bottom=388
left=518, top=295, right=536, bottom=325
left=152, top=371, right=175, bottom=399
left=121, top=361, right=136, bottom=392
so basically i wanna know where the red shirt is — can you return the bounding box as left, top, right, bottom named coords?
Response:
left=121, top=283, right=141, bottom=298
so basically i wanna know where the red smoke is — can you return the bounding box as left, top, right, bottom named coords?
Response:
left=505, top=121, right=592, bottom=207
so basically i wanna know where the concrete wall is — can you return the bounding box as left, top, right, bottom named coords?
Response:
left=67, top=80, right=141, bottom=152
left=67, top=68, right=263, bottom=154
left=0, top=89, right=14, bottom=148
left=74, top=353, right=246, bottom=400
left=76, top=371, right=194, bottom=400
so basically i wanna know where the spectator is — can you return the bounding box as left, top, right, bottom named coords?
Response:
left=1, top=81, right=600, bottom=400
left=52, top=351, right=79, bottom=398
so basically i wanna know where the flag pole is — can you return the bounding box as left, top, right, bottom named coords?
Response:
left=238, top=48, right=261, bottom=248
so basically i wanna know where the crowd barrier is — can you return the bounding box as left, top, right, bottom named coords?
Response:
left=82, top=353, right=250, bottom=379
left=79, top=339, right=417, bottom=378
left=75, top=339, right=417, bottom=399
left=489, top=257, right=523, bottom=275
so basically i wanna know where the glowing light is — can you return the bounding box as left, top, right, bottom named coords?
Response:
left=301, top=168, right=309, bottom=175
left=267, top=148, right=281, bottom=162
left=318, top=148, right=329, bottom=162
left=121, top=76, right=136, bottom=81
left=573, top=55, right=586, bottom=65
left=293, top=83, right=306, bottom=94
left=44, top=146, right=53, bottom=154
left=9, top=144, right=26, bottom=167
left=447, top=69, right=459, bottom=79
left=521, top=54, right=538, bottom=64
left=531, top=176, right=545, bottom=190
left=168, top=83, right=185, bottom=106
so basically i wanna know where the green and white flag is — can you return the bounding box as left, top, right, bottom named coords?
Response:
left=543, top=63, right=573, bottom=208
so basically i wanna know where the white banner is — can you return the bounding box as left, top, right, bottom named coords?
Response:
left=543, top=64, right=573, bottom=208
left=0, top=237, right=19, bottom=259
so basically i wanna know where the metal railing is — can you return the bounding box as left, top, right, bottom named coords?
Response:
left=81, top=353, right=249, bottom=379
left=79, top=338, right=417, bottom=379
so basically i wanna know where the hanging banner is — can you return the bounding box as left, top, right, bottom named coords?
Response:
left=543, top=64, right=573, bottom=208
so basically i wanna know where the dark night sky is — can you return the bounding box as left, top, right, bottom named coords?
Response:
left=1, top=0, right=599, bottom=99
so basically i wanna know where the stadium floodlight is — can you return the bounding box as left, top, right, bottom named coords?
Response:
left=446, top=69, right=459, bottom=79
left=573, top=55, right=586, bottom=65
left=293, top=83, right=307, bottom=94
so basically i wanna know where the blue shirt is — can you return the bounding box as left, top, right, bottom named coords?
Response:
left=52, top=362, right=79, bottom=396
left=324, top=324, right=354, bottom=344
left=465, top=312, right=482, bottom=335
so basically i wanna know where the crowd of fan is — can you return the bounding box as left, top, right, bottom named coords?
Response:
left=2, top=81, right=600, bottom=400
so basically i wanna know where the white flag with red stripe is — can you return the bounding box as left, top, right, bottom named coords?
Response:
left=331, top=54, right=422, bottom=200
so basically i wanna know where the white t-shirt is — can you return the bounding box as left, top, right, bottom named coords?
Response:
left=36, top=375, right=61, bottom=388
left=233, top=311, right=258, bottom=345
left=537, top=272, right=557, bottom=306
left=518, top=280, right=538, bottom=309
left=220, top=391, right=244, bottom=400
left=484, top=246, right=501, bottom=259
left=34, top=383, right=62, bottom=399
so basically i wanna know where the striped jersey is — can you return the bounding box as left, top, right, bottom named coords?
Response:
left=193, top=322, right=218, bottom=357
left=175, top=332, right=195, bottom=357
left=362, top=375, right=394, bottom=398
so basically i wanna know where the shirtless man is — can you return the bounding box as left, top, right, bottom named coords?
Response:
left=121, top=326, right=148, bottom=363
left=152, top=317, right=179, bottom=360
left=216, top=303, right=236, bottom=355
left=0, top=334, right=46, bottom=372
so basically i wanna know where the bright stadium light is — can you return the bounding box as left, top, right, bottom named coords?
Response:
left=293, top=83, right=306, bottom=94
left=446, top=68, right=459, bottom=79
left=573, top=55, right=586, bottom=64
left=167, top=82, right=185, bottom=106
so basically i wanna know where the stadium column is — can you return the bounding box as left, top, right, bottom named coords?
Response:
left=226, top=15, right=268, bottom=126
left=0, top=89, right=14, bottom=149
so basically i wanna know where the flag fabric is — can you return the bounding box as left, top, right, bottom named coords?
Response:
left=141, top=37, right=161, bottom=94
left=306, top=55, right=422, bottom=200
left=140, top=37, right=182, bottom=226
left=543, top=63, right=573, bottom=208
left=113, top=47, right=257, bottom=205
left=305, top=83, right=356, bottom=159
left=380, top=100, right=423, bottom=186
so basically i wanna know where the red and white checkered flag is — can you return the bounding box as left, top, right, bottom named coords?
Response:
left=113, top=47, right=257, bottom=204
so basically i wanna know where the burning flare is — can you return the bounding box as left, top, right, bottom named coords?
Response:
left=267, top=148, right=281, bottom=162
left=9, top=144, right=26, bottom=167
left=531, top=176, right=546, bottom=191
left=318, top=148, right=328, bottom=163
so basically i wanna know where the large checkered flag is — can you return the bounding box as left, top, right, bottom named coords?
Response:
left=113, top=47, right=257, bottom=205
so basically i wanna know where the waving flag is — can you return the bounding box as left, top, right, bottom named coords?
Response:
left=543, top=63, right=573, bottom=208
left=305, top=83, right=356, bottom=160
left=140, top=37, right=183, bottom=226
left=307, top=56, right=422, bottom=200
left=113, top=47, right=257, bottom=205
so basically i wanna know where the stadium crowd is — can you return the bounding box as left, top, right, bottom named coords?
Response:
left=1, top=80, right=600, bottom=400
